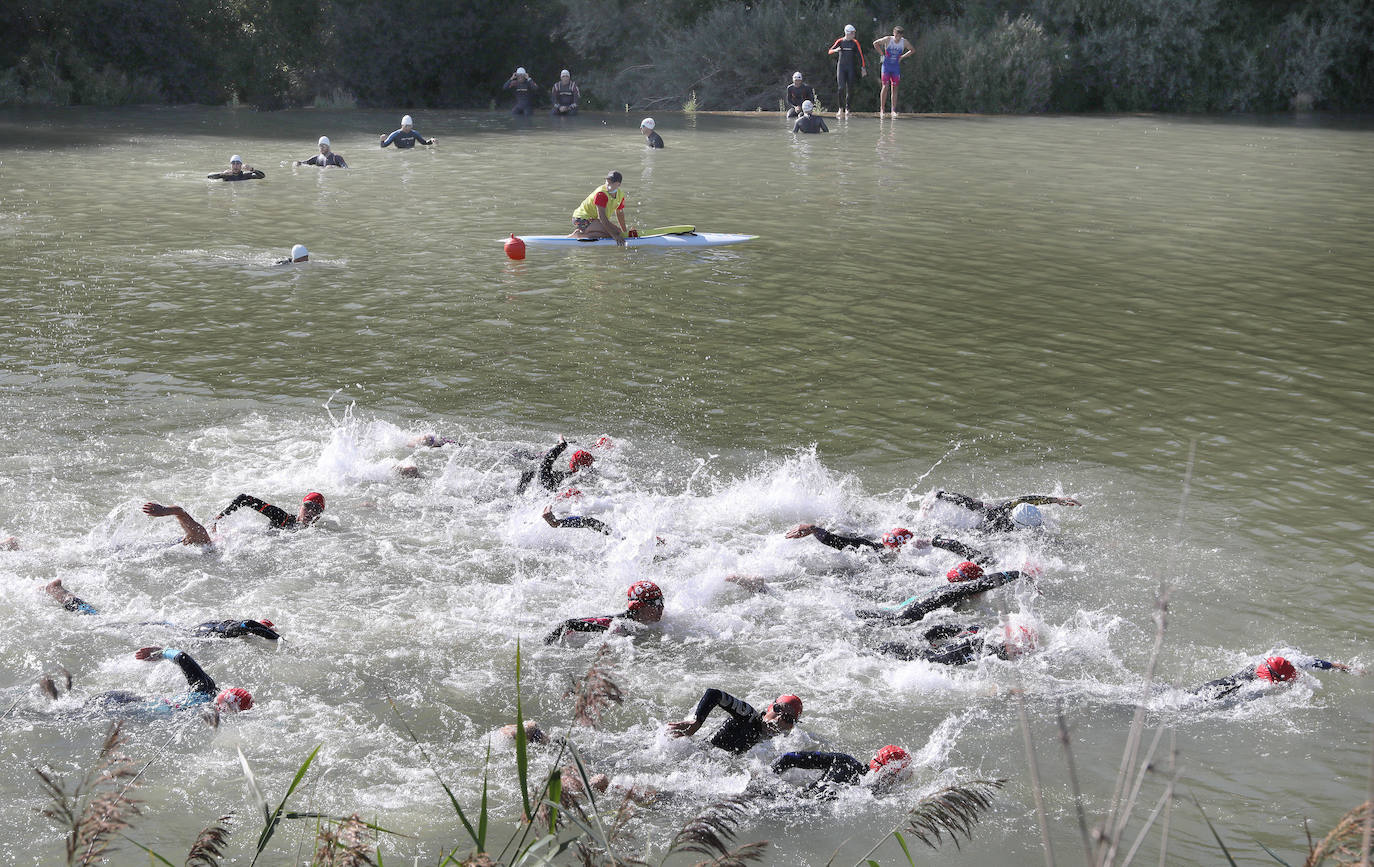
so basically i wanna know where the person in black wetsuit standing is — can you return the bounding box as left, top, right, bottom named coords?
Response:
left=517, top=435, right=595, bottom=494
left=380, top=115, right=436, bottom=148
left=667, top=690, right=802, bottom=753
left=929, top=490, right=1080, bottom=532
left=208, top=155, right=265, bottom=181
left=827, top=24, right=866, bottom=116
left=544, top=580, right=664, bottom=644
left=792, top=101, right=829, bottom=133
left=504, top=68, right=539, bottom=116
left=857, top=561, right=1031, bottom=625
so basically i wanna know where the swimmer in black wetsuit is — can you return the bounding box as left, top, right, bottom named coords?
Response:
left=667, top=690, right=802, bottom=754
left=858, top=561, right=1030, bottom=625
left=785, top=72, right=816, bottom=117
left=766, top=744, right=911, bottom=798
left=517, top=436, right=595, bottom=494
left=786, top=522, right=992, bottom=566
left=275, top=243, right=309, bottom=265
left=295, top=136, right=346, bottom=168
left=930, top=491, right=1081, bottom=532
left=543, top=504, right=612, bottom=535
left=503, top=68, right=539, bottom=116
left=544, top=580, right=663, bottom=644
left=878, top=622, right=1039, bottom=665
left=51, top=646, right=253, bottom=718
left=827, top=25, right=866, bottom=115
left=792, top=101, right=829, bottom=133
left=380, top=115, right=435, bottom=148
left=640, top=118, right=664, bottom=148
left=1188, top=654, right=1358, bottom=702
left=45, top=579, right=99, bottom=614
left=43, top=579, right=280, bottom=640
left=208, top=155, right=265, bottom=181
left=212, top=491, right=325, bottom=530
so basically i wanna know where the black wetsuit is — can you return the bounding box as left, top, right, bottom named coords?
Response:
left=792, top=114, right=829, bottom=133
left=208, top=169, right=265, bottom=181
left=504, top=77, right=539, bottom=115
left=547, top=514, right=612, bottom=535
left=193, top=619, right=280, bottom=641
left=94, top=650, right=217, bottom=716
left=859, top=570, right=1027, bottom=625
left=1189, top=659, right=1338, bottom=701
left=300, top=152, right=347, bottom=167
left=770, top=751, right=867, bottom=797
left=813, top=529, right=992, bottom=565
left=58, top=591, right=99, bottom=615
left=517, top=441, right=577, bottom=494
left=688, top=689, right=779, bottom=754
left=934, top=491, right=1065, bottom=533
left=551, top=80, right=580, bottom=114
left=879, top=624, right=1009, bottom=665
left=380, top=129, right=432, bottom=148
left=830, top=37, right=865, bottom=111
left=215, top=494, right=299, bottom=529
left=544, top=611, right=632, bottom=644
left=785, top=83, right=816, bottom=116
left=645, top=130, right=665, bottom=149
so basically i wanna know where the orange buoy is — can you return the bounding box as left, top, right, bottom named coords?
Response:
left=504, top=234, right=526, bottom=260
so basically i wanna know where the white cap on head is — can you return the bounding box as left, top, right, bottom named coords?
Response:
left=801, top=100, right=814, bottom=113
left=230, top=154, right=243, bottom=164
left=291, top=244, right=308, bottom=260
left=318, top=135, right=330, bottom=147
left=401, top=114, right=413, bottom=126
left=640, top=117, right=655, bottom=129
left=561, top=69, right=570, bottom=77
left=1010, top=503, right=1044, bottom=529
left=793, top=71, right=803, bottom=81
left=516, top=67, right=526, bottom=76
left=844, top=23, right=856, bottom=32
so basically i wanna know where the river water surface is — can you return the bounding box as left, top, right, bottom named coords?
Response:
left=1, top=107, right=1372, bottom=865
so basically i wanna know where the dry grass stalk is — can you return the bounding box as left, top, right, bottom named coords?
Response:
left=1306, top=800, right=1374, bottom=867
left=665, top=796, right=768, bottom=865
left=185, top=813, right=234, bottom=866
left=33, top=721, right=143, bottom=866
left=566, top=645, right=624, bottom=729
left=312, top=813, right=376, bottom=866
left=897, top=779, right=1006, bottom=851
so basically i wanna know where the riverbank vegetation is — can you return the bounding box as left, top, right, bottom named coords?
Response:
left=2, top=0, right=1370, bottom=112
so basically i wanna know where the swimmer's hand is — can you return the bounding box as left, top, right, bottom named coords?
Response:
left=1059, top=497, right=1082, bottom=506
left=786, top=523, right=820, bottom=539
left=142, top=503, right=178, bottom=518
left=134, top=646, right=164, bottom=660
left=667, top=719, right=702, bottom=738
left=542, top=505, right=558, bottom=527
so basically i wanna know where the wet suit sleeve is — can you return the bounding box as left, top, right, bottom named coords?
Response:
left=163, top=649, right=217, bottom=696
left=813, top=528, right=883, bottom=552
left=538, top=442, right=570, bottom=492
left=931, top=535, right=994, bottom=565
left=985, top=495, right=1065, bottom=527
left=890, top=571, right=1025, bottom=624
left=934, top=491, right=986, bottom=513
left=771, top=751, right=867, bottom=785
left=197, top=620, right=279, bottom=640
left=690, top=688, right=758, bottom=725
left=551, top=515, right=612, bottom=535
left=216, top=494, right=294, bottom=529
left=544, top=615, right=615, bottom=644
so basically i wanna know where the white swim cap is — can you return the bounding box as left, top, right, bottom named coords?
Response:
left=844, top=23, right=856, bottom=32
left=230, top=154, right=243, bottom=164
left=561, top=69, right=570, bottom=77
left=291, top=244, right=308, bottom=260
left=516, top=67, right=527, bottom=76
left=640, top=118, right=655, bottom=129
left=801, top=100, right=814, bottom=112
left=318, top=136, right=330, bottom=146
left=793, top=71, right=803, bottom=81
left=401, top=114, right=413, bottom=126
left=1010, top=503, right=1044, bottom=529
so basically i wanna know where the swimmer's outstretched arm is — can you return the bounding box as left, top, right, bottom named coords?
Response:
left=667, top=688, right=754, bottom=738
left=142, top=503, right=212, bottom=546
left=930, top=535, right=994, bottom=565
left=213, top=494, right=292, bottom=529
left=135, top=646, right=217, bottom=695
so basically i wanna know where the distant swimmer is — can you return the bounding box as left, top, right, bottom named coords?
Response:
left=44, top=579, right=281, bottom=641
left=827, top=24, right=866, bottom=116
left=872, top=25, right=913, bottom=117
left=857, top=561, right=1031, bottom=625
left=408, top=434, right=459, bottom=448
left=543, top=504, right=612, bottom=536
left=42, top=646, right=253, bottom=719
left=878, top=622, right=1038, bottom=665
left=930, top=490, right=1081, bottom=533
left=551, top=69, right=580, bottom=115
left=1188, top=654, right=1359, bottom=702
left=275, top=243, right=309, bottom=265
left=568, top=171, right=631, bottom=246
left=504, top=68, right=539, bottom=116
left=785, top=71, right=816, bottom=118
left=295, top=136, right=347, bottom=167
left=766, top=745, right=911, bottom=798
left=786, top=523, right=991, bottom=565
left=380, top=115, right=435, bottom=148
left=640, top=118, right=664, bottom=148
left=517, top=435, right=595, bottom=494
left=543, top=580, right=664, bottom=644
left=2, top=536, right=18, bottom=550
left=212, top=491, right=325, bottom=531
left=207, top=155, right=265, bottom=181
left=792, top=100, right=829, bottom=134
left=667, top=690, right=802, bottom=754
left=45, top=579, right=99, bottom=614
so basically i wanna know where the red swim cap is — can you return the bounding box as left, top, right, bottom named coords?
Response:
left=258, top=619, right=274, bottom=628
left=626, top=580, right=663, bottom=611
left=303, top=492, right=325, bottom=509
left=1256, top=656, right=1297, bottom=682
left=868, top=744, right=911, bottom=774
left=946, top=561, right=984, bottom=583
left=216, top=688, right=254, bottom=712
left=881, top=528, right=913, bottom=549
left=569, top=450, right=594, bottom=471
left=773, top=694, right=803, bottom=720
left=559, top=488, right=582, bottom=499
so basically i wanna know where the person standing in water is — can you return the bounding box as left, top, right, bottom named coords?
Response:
left=504, top=68, right=539, bottom=116
left=207, top=155, right=264, bottom=181
left=792, top=100, right=829, bottom=133
left=872, top=26, right=913, bottom=117
left=295, top=136, right=346, bottom=167
left=828, top=24, right=866, bottom=116
left=640, top=118, right=664, bottom=148
left=380, top=115, right=435, bottom=148
left=567, top=172, right=631, bottom=246
left=551, top=70, right=580, bottom=115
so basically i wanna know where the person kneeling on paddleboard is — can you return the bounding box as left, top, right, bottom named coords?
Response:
left=569, top=171, right=633, bottom=247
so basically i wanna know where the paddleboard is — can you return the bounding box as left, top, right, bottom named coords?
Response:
left=513, top=227, right=756, bottom=249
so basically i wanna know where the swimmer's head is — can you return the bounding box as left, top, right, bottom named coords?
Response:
left=801, top=100, right=814, bottom=113
left=300, top=492, right=325, bottom=522
left=561, top=69, right=571, bottom=79
left=216, top=687, right=253, bottom=713
left=257, top=619, right=274, bottom=628
left=401, top=114, right=414, bottom=128
left=515, top=67, right=527, bottom=76
left=229, top=155, right=243, bottom=166
left=627, top=580, right=664, bottom=622
left=766, top=694, right=803, bottom=729
left=1010, top=503, right=1044, bottom=529
left=317, top=136, right=331, bottom=151
left=868, top=744, right=911, bottom=775
left=844, top=23, right=856, bottom=33
left=793, top=71, right=803, bottom=81
left=640, top=117, right=655, bottom=130
left=1256, top=656, right=1297, bottom=682
left=569, top=450, right=595, bottom=471
left=881, top=527, right=913, bottom=549
left=290, top=244, right=309, bottom=262
left=946, top=561, right=984, bottom=583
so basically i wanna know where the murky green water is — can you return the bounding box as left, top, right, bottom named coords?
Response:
left=1, top=107, right=1371, bottom=865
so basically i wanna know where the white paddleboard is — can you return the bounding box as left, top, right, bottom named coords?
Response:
left=514, top=232, right=756, bottom=248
